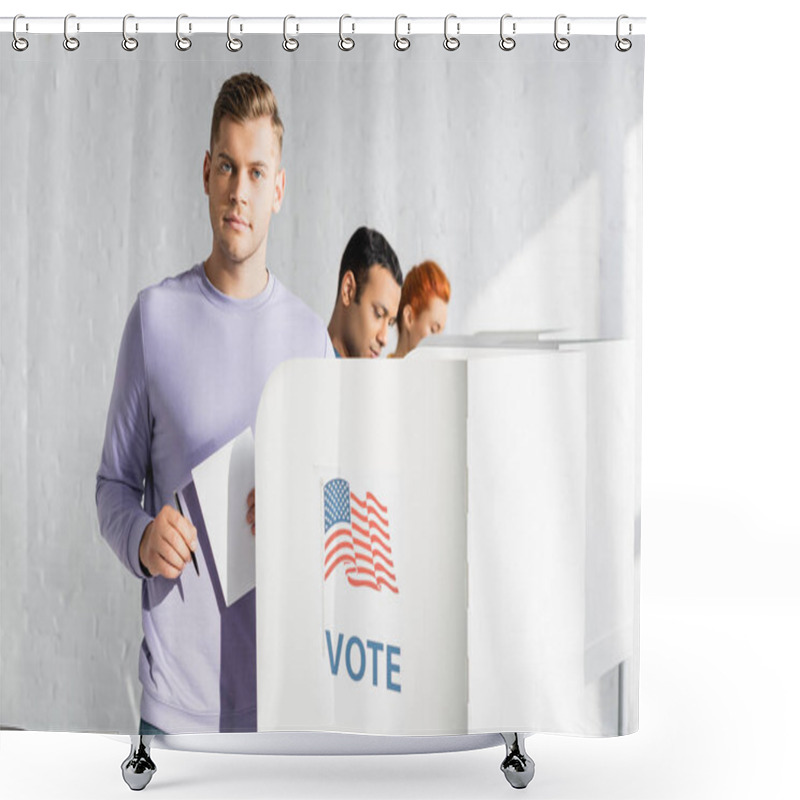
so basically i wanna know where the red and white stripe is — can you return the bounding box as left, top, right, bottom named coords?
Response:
left=347, top=491, right=398, bottom=594
left=323, top=519, right=355, bottom=581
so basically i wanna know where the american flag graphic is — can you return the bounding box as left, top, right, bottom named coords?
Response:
left=323, top=478, right=398, bottom=594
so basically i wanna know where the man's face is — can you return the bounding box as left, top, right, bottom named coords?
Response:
left=203, top=116, right=285, bottom=271
left=404, top=295, right=449, bottom=353
left=341, top=264, right=402, bottom=358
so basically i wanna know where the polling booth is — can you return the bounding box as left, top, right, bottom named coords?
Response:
left=248, top=339, right=635, bottom=737
left=142, top=336, right=636, bottom=792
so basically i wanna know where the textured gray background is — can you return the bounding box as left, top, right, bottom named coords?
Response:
left=0, top=33, right=643, bottom=731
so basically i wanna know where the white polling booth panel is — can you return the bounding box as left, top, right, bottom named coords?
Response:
left=256, top=359, right=469, bottom=735
left=251, top=343, right=634, bottom=736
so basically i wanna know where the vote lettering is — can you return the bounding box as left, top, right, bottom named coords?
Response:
left=325, top=630, right=401, bottom=693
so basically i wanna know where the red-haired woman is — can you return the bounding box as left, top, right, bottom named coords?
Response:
left=391, top=260, right=451, bottom=358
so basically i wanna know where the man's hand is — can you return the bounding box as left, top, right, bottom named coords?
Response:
left=247, top=488, right=256, bottom=536
left=139, top=505, right=198, bottom=579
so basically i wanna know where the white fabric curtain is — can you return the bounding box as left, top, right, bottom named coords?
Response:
left=0, top=31, right=643, bottom=734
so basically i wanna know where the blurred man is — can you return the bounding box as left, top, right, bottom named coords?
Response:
left=327, top=226, right=403, bottom=358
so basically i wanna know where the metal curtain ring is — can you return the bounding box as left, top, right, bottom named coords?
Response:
left=443, top=14, right=460, bottom=51
left=615, top=14, right=632, bottom=51
left=227, top=15, right=243, bottom=51
left=12, top=14, right=29, bottom=52
left=63, top=13, right=80, bottom=51
left=553, top=14, right=570, bottom=51
left=122, top=14, right=138, bottom=51
left=394, top=14, right=410, bottom=51
left=175, top=14, right=192, bottom=51
left=499, top=14, right=515, bottom=51
left=283, top=15, right=299, bottom=51
left=339, top=14, right=355, bottom=51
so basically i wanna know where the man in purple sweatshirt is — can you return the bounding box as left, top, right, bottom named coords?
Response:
left=97, top=73, right=332, bottom=734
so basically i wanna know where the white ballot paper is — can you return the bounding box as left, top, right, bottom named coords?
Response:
left=191, top=428, right=256, bottom=606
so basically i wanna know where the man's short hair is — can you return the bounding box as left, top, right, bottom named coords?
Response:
left=210, top=72, right=284, bottom=153
left=338, top=227, right=403, bottom=303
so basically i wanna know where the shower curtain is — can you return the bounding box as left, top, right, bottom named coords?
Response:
left=0, top=24, right=644, bottom=738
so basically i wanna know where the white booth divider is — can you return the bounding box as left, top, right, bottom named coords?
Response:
left=252, top=341, right=634, bottom=736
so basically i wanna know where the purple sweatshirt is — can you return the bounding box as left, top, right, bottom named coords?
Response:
left=97, top=263, right=332, bottom=733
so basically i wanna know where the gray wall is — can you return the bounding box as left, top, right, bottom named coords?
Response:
left=0, top=33, right=643, bottom=731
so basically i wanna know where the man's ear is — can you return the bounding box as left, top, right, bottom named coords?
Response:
left=272, top=168, right=286, bottom=213
left=341, top=271, right=357, bottom=307
left=203, top=151, right=211, bottom=196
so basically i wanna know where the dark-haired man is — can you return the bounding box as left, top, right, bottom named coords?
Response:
left=327, top=226, right=403, bottom=358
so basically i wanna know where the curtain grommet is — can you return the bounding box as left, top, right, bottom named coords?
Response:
left=553, top=14, right=570, bottom=51
left=394, top=15, right=410, bottom=51
left=122, top=14, right=138, bottom=52
left=12, top=15, right=29, bottom=51
left=499, top=14, right=516, bottom=51
left=443, top=14, right=460, bottom=51
left=175, top=14, right=192, bottom=51
left=338, top=14, right=355, bottom=51
left=282, top=15, right=299, bottom=52
left=615, top=15, right=632, bottom=51
left=226, top=15, right=243, bottom=52
left=63, top=13, right=80, bottom=51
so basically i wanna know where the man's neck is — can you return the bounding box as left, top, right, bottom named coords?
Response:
left=204, top=251, right=269, bottom=300
left=327, top=329, right=347, bottom=358
left=327, top=313, right=348, bottom=358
